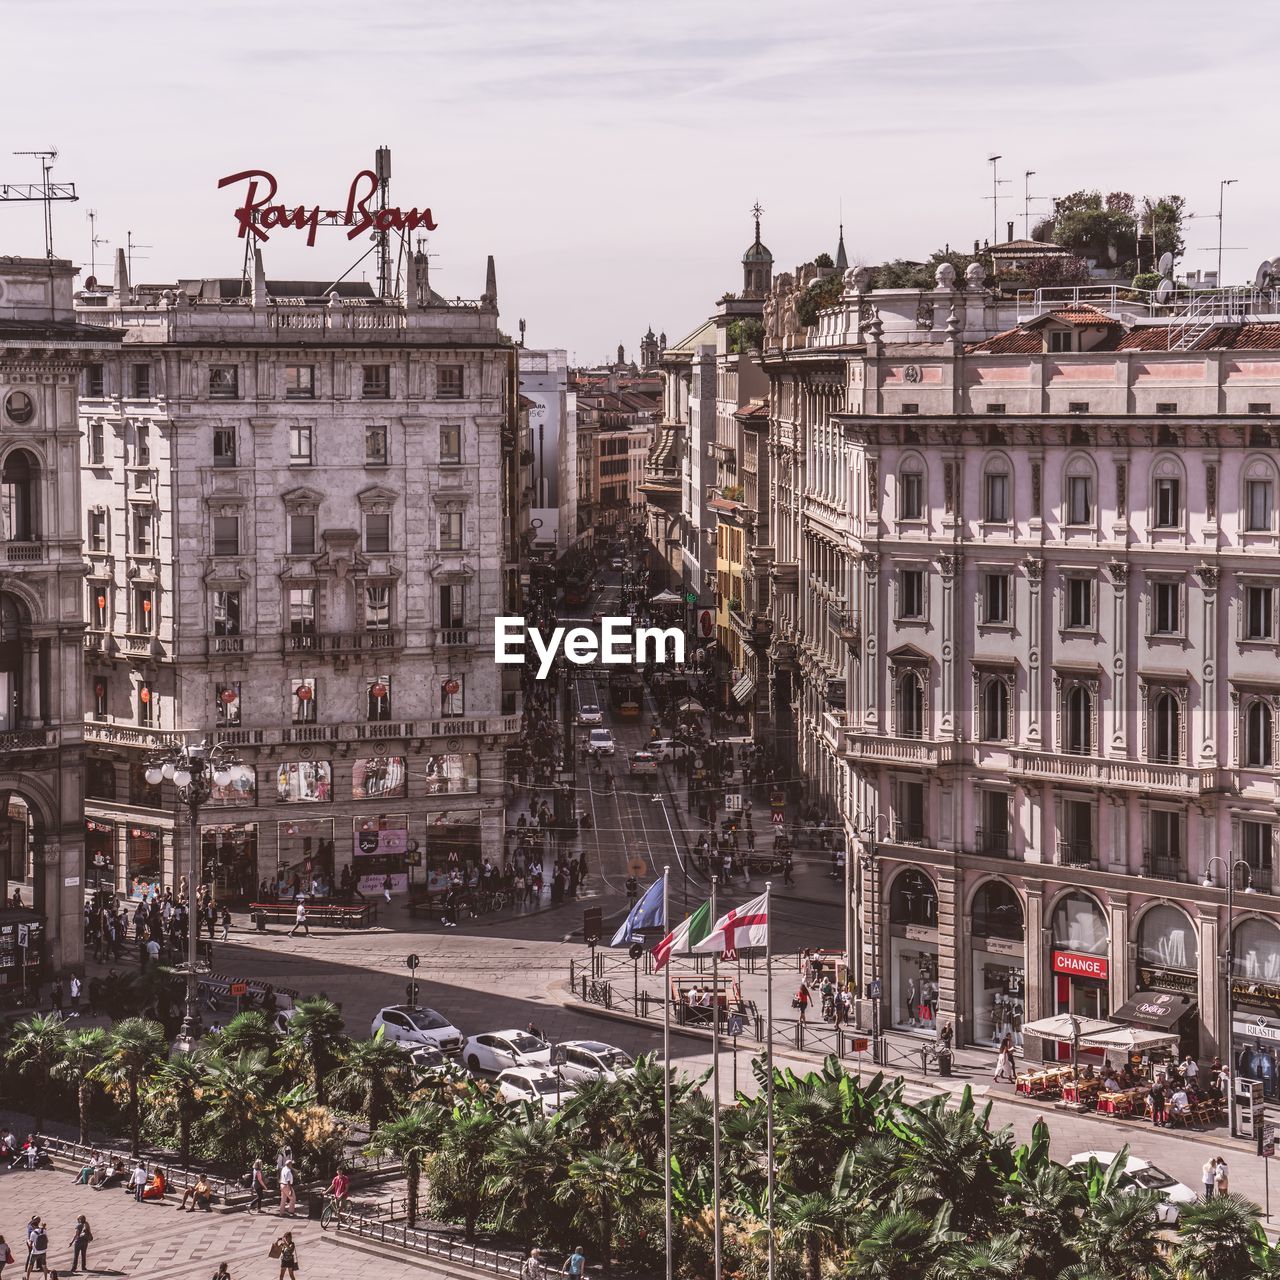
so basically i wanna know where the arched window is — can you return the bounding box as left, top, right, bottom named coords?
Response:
left=971, top=880, right=1024, bottom=941
left=898, top=456, right=925, bottom=521
left=0, top=594, right=23, bottom=732
left=1151, top=456, right=1185, bottom=529
left=889, top=867, right=937, bottom=927
left=1065, top=685, right=1092, bottom=755
left=981, top=677, right=1009, bottom=742
left=1152, top=691, right=1180, bottom=763
left=1244, top=456, right=1277, bottom=533
left=898, top=672, right=924, bottom=739
left=1233, top=916, right=1280, bottom=983
left=1137, top=903, right=1197, bottom=972
left=0, top=449, right=38, bottom=542
left=1050, top=890, right=1108, bottom=955
left=1245, top=699, right=1274, bottom=768
left=1064, top=455, right=1096, bottom=527
left=983, top=456, right=1012, bottom=523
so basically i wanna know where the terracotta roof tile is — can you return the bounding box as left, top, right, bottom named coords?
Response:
left=1025, top=304, right=1122, bottom=328
left=964, top=327, right=1042, bottom=355
left=1116, top=323, right=1280, bottom=352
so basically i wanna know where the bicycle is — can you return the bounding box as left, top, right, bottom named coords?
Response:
left=586, top=979, right=612, bottom=1009
left=319, top=1194, right=346, bottom=1228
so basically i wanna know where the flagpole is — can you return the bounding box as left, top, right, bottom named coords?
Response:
left=663, top=863, right=673, bottom=1280
left=711, top=873, right=722, bottom=1280
left=765, top=880, right=775, bottom=1280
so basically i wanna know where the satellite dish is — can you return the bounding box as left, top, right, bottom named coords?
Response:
left=1155, top=278, right=1175, bottom=305
left=1157, top=252, right=1174, bottom=278
left=1256, top=260, right=1275, bottom=289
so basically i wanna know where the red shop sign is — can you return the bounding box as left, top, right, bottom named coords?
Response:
left=1053, top=950, right=1108, bottom=980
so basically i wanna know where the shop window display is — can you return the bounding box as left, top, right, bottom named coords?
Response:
left=971, top=880, right=1025, bottom=1047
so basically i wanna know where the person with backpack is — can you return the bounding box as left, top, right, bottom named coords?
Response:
left=26, top=1221, right=47, bottom=1277
left=561, top=1246, right=585, bottom=1279
left=68, top=1218, right=91, bottom=1274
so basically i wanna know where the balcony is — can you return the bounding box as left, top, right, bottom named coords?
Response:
left=1008, top=749, right=1218, bottom=796
left=0, top=727, right=59, bottom=752
left=892, top=820, right=927, bottom=847
left=425, top=714, right=521, bottom=740
left=437, top=628, right=473, bottom=648
left=84, top=723, right=182, bottom=749
left=5, top=542, right=42, bottom=563
left=84, top=631, right=110, bottom=654
left=283, top=725, right=336, bottom=744
left=821, top=709, right=847, bottom=751
left=975, top=828, right=1011, bottom=858
left=827, top=604, right=861, bottom=649
left=356, top=721, right=415, bottom=740
left=121, top=633, right=156, bottom=655
left=1055, top=841, right=1098, bottom=870
left=843, top=731, right=967, bottom=769
left=207, top=634, right=253, bottom=656
left=772, top=562, right=799, bottom=592
left=280, top=630, right=402, bottom=656
left=283, top=632, right=321, bottom=653
left=1144, top=850, right=1188, bottom=883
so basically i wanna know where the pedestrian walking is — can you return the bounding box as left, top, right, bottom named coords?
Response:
left=1214, top=1155, right=1230, bottom=1197
left=0, top=1234, right=14, bottom=1279
left=219, top=907, right=231, bottom=941
left=68, top=1219, right=90, bottom=1274
left=68, top=974, right=81, bottom=1016
left=210, top=1265, right=230, bottom=1280
left=520, top=1247, right=543, bottom=1280
left=1202, top=1156, right=1217, bottom=1201
left=992, top=1037, right=1016, bottom=1084
left=278, top=1158, right=297, bottom=1215
left=288, top=900, right=309, bottom=938
left=382, top=874, right=393, bottom=904
left=1148, top=1081, right=1166, bottom=1127
left=25, top=1221, right=47, bottom=1277
left=793, top=982, right=810, bottom=1024
left=130, top=1159, right=148, bottom=1201
left=273, top=1232, right=299, bottom=1280
left=248, top=1159, right=267, bottom=1214
left=561, top=1245, right=585, bottom=1279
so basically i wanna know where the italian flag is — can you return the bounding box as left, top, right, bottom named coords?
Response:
left=651, top=900, right=711, bottom=971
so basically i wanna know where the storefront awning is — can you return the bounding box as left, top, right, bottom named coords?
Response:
left=1080, top=1026, right=1180, bottom=1053
left=1021, top=1014, right=1120, bottom=1041
left=731, top=671, right=757, bottom=705
left=1110, top=992, right=1194, bottom=1031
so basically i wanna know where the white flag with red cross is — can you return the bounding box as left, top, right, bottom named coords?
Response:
left=691, top=892, right=769, bottom=959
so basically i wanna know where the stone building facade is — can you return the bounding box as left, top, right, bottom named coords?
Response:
left=0, top=256, right=121, bottom=975
left=77, top=249, right=520, bottom=904
left=766, top=260, right=1280, bottom=1075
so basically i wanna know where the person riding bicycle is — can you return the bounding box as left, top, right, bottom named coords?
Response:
left=324, top=1168, right=350, bottom=1220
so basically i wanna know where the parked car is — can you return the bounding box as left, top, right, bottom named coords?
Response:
left=648, top=738, right=691, bottom=763
left=407, top=1045, right=472, bottom=1080
left=462, top=1028, right=553, bottom=1073
left=1067, top=1151, right=1197, bottom=1225
left=371, top=1005, right=465, bottom=1055
left=611, top=557, right=625, bottom=570
left=630, top=750, right=659, bottom=774
left=577, top=703, right=604, bottom=726
left=588, top=728, right=616, bottom=756
left=495, top=1067, right=576, bottom=1115
left=556, top=1040, right=635, bottom=1084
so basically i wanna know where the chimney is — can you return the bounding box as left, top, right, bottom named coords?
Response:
left=973, top=239, right=980, bottom=255
left=1007, top=221, right=1015, bottom=242
left=113, top=247, right=130, bottom=302
left=252, top=248, right=267, bottom=309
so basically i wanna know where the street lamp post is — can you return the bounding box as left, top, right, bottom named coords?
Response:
left=851, top=810, right=891, bottom=1049
left=144, top=740, right=254, bottom=1052
left=1203, top=853, right=1255, bottom=1138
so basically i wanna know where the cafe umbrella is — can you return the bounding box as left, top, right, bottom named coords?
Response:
left=1021, top=1014, right=1121, bottom=1075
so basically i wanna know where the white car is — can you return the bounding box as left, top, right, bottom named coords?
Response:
left=462, top=1028, right=553, bottom=1073
left=1068, top=1151, right=1198, bottom=1225
left=648, top=738, right=691, bottom=762
left=557, top=1040, right=635, bottom=1084
left=496, top=1067, right=576, bottom=1115
left=588, top=728, right=616, bottom=756
left=630, top=751, right=659, bottom=775
left=577, top=703, right=603, bottom=726
left=407, top=1045, right=472, bottom=1079
left=371, top=1005, right=465, bottom=1056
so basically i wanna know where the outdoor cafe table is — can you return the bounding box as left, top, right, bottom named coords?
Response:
left=1096, top=1087, right=1149, bottom=1116
left=1062, top=1077, right=1104, bottom=1106
left=1015, top=1067, right=1072, bottom=1097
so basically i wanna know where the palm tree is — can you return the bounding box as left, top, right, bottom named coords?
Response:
left=368, top=1106, right=446, bottom=1228
left=434, top=1100, right=503, bottom=1241
left=1012, top=1163, right=1086, bottom=1279
left=925, top=1233, right=1024, bottom=1280
left=485, top=1115, right=573, bottom=1239
left=213, top=1010, right=278, bottom=1058
left=1068, top=1191, right=1171, bottom=1280
left=775, top=1190, right=841, bottom=1280
left=842, top=1205, right=959, bottom=1280
left=552, top=1141, right=652, bottom=1263
left=328, top=1029, right=410, bottom=1131
left=558, top=1074, right=625, bottom=1148
left=147, top=1054, right=208, bottom=1168
left=93, top=1018, right=167, bottom=1155
left=201, top=1049, right=278, bottom=1173
left=5, top=1013, right=66, bottom=1133
left=1172, top=1193, right=1268, bottom=1280
left=282, top=997, right=346, bottom=1106
left=52, top=1026, right=109, bottom=1144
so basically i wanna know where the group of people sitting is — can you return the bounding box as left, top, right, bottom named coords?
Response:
left=1081, top=1052, right=1227, bottom=1126
left=65, top=1152, right=216, bottom=1208
left=1, top=1129, right=47, bottom=1169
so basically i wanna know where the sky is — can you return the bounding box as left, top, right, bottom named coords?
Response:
left=2, top=0, right=1277, bottom=361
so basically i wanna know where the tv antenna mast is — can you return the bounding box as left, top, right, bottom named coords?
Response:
left=1023, top=170, right=1048, bottom=239
left=985, top=155, right=1009, bottom=248
left=1, top=148, right=78, bottom=258
left=126, top=230, right=152, bottom=279
left=86, top=208, right=110, bottom=281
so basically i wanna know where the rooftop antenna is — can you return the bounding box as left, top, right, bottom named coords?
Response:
left=2, top=148, right=78, bottom=258
left=86, top=208, right=109, bottom=282
left=375, top=145, right=392, bottom=299
left=1023, top=170, right=1047, bottom=239
left=985, top=155, right=1009, bottom=249
left=126, top=230, right=151, bottom=280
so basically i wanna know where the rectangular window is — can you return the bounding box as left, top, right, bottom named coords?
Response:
left=86, top=363, right=105, bottom=397
left=138, top=684, right=155, bottom=727
left=365, top=584, right=391, bottom=631
left=365, top=425, right=388, bottom=466
left=439, top=583, right=465, bottom=628
left=439, top=511, right=463, bottom=551
left=900, top=403, right=919, bottom=415
left=132, top=509, right=152, bottom=555
left=92, top=680, right=108, bottom=722
left=208, top=365, right=239, bottom=398
left=899, top=471, right=924, bottom=520
left=285, top=365, right=315, bottom=399
left=89, top=509, right=107, bottom=552
left=288, top=587, right=316, bottom=635
left=366, top=675, right=391, bottom=721
left=1066, top=575, right=1093, bottom=629
left=1061, top=798, right=1094, bottom=865
left=131, top=363, right=151, bottom=398
left=1155, top=402, right=1177, bottom=414
left=1067, top=475, right=1092, bottom=525
left=1049, top=331, right=1073, bottom=353
left=437, top=365, right=464, bottom=399
left=1247, top=479, right=1273, bottom=532
left=89, top=420, right=105, bottom=465
left=440, top=675, right=464, bottom=717
left=289, top=512, right=316, bottom=555
left=1242, top=821, right=1274, bottom=880
left=978, top=790, right=1010, bottom=856
left=1247, top=586, right=1274, bottom=640
left=1068, top=401, right=1089, bottom=414
left=90, top=584, right=108, bottom=629
left=212, top=516, right=240, bottom=556
left=362, top=364, right=390, bottom=399
left=216, top=682, right=241, bottom=727
left=1153, top=581, right=1181, bottom=635
left=439, top=424, right=462, bottom=464
left=986, top=403, right=1006, bottom=415
left=899, top=569, right=924, bottom=620
left=133, top=587, right=154, bottom=634
left=213, top=590, right=241, bottom=636
left=893, top=779, right=926, bottom=845
left=1249, top=403, right=1273, bottom=415
left=289, top=423, right=313, bottom=465
left=984, top=472, right=1010, bottom=522
left=1154, top=477, right=1181, bottom=528
left=364, top=513, right=391, bottom=553
left=1150, top=809, right=1183, bottom=860
left=213, top=427, right=237, bottom=467
left=134, top=423, right=150, bottom=466
left=292, top=678, right=317, bottom=724
left=982, top=573, right=1010, bottom=624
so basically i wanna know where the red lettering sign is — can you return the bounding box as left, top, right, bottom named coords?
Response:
left=216, top=169, right=438, bottom=247
left=1052, top=950, right=1108, bottom=980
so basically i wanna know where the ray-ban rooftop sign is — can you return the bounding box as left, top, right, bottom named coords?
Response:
left=217, top=168, right=438, bottom=247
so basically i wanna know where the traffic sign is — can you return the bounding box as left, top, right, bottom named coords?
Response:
left=725, top=794, right=742, bottom=811
left=684, top=591, right=697, bottom=604
left=627, top=857, right=647, bottom=877
left=230, top=981, right=248, bottom=997
left=583, top=906, right=603, bottom=946
left=406, top=953, right=420, bottom=970
left=771, top=811, right=783, bottom=825
left=1262, top=1121, right=1278, bottom=1158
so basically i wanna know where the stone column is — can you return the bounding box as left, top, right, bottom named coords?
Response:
left=1108, top=561, right=1129, bottom=754
left=1025, top=885, right=1047, bottom=1028
left=1199, top=910, right=1222, bottom=1059
left=861, top=552, right=880, bottom=730
left=1110, top=896, right=1130, bottom=1015
left=1024, top=557, right=1044, bottom=748
left=22, top=641, right=40, bottom=728
left=1196, top=564, right=1220, bottom=764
